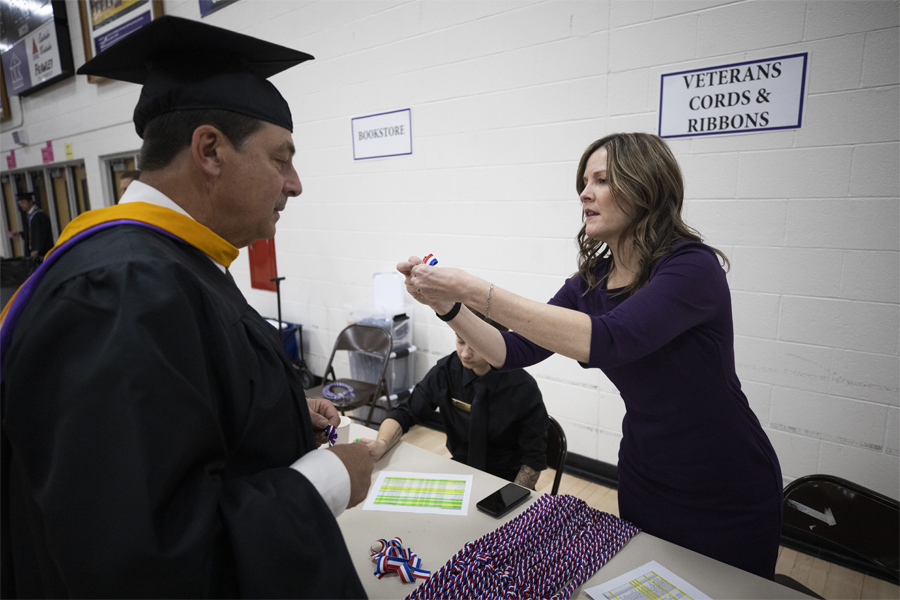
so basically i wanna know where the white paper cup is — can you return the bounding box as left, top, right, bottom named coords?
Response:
left=335, top=415, right=352, bottom=444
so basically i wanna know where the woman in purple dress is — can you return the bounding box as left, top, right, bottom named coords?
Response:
left=398, top=132, right=783, bottom=579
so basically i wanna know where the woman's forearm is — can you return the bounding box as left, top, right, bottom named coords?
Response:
left=403, top=259, right=592, bottom=365
left=444, top=306, right=509, bottom=367
left=458, top=276, right=592, bottom=364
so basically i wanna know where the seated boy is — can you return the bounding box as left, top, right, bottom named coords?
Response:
left=361, top=309, right=548, bottom=489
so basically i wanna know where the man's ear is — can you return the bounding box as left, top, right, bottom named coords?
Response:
left=191, top=125, right=229, bottom=177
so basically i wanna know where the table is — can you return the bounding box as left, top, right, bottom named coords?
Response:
left=576, top=535, right=809, bottom=599
left=338, top=424, right=809, bottom=599
left=338, top=424, right=537, bottom=599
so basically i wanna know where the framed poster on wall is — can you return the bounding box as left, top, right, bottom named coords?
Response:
left=0, top=0, right=75, bottom=97
left=0, top=67, right=10, bottom=122
left=77, top=0, right=164, bottom=83
left=199, top=0, right=241, bottom=18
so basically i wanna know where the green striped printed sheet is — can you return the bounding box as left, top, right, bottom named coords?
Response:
left=362, top=471, right=474, bottom=516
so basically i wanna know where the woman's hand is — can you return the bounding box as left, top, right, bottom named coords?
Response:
left=397, top=255, right=470, bottom=315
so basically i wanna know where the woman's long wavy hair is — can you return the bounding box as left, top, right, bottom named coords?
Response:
left=575, top=132, right=729, bottom=296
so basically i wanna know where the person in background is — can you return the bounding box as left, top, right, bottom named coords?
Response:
left=118, top=169, right=142, bottom=200
left=12, top=192, right=54, bottom=258
left=362, top=308, right=548, bottom=489
left=398, top=132, right=783, bottom=580
left=1, top=16, right=371, bottom=599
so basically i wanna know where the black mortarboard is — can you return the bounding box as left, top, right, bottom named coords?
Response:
left=15, top=192, right=34, bottom=201
left=76, top=16, right=313, bottom=138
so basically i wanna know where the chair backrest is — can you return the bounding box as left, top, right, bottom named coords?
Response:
left=323, top=324, right=393, bottom=380
left=782, top=474, right=899, bottom=584
left=334, top=323, right=393, bottom=355
left=546, top=415, right=567, bottom=496
left=318, top=324, right=395, bottom=427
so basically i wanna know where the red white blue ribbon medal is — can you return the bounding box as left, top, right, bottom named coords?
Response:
left=370, top=537, right=431, bottom=583
left=323, top=424, right=338, bottom=446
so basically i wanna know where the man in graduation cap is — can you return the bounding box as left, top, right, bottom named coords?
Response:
left=12, top=192, right=54, bottom=258
left=1, top=16, right=371, bottom=599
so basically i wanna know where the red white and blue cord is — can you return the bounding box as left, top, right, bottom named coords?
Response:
left=404, top=494, right=640, bottom=600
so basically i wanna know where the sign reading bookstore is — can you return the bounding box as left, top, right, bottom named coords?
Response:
left=659, top=53, right=808, bottom=139
left=352, top=109, right=412, bottom=160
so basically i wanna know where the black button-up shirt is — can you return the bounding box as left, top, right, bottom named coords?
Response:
left=387, top=352, right=548, bottom=481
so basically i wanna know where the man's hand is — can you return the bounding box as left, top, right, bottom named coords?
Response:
left=327, top=443, right=374, bottom=508
left=307, top=398, right=339, bottom=446
left=358, top=438, right=390, bottom=461
left=514, top=465, right=541, bottom=490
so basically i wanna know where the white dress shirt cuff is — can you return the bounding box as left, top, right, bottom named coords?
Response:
left=290, top=448, right=351, bottom=518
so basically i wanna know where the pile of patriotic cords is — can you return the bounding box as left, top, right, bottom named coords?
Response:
left=406, top=494, right=639, bottom=600
left=371, top=537, right=431, bottom=583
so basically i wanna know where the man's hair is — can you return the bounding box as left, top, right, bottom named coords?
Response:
left=120, top=169, right=142, bottom=180
left=465, top=306, right=509, bottom=332
left=138, top=109, right=266, bottom=171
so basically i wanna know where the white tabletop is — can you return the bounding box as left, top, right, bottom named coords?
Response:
left=338, top=424, right=809, bottom=599
left=337, top=424, right=536, bottom=599
left=575, top=534, right=809, bottom=599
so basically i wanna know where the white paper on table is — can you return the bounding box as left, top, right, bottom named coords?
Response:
left=362, top=470, right=473, bottom=516
left=584, top=560, right=712, bottom=600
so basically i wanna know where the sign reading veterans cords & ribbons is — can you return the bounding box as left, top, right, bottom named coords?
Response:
left=352, top=108, right=412, bottom=160
left=659, top=53, right=808, bottom=139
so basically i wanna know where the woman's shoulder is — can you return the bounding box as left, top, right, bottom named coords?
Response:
left=654, top=239, right=725, bottom=274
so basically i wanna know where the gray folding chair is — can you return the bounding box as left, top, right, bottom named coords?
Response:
left=306, top=323, right=392, bottom=427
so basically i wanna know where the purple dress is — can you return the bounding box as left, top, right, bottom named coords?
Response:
left=500, top=241, right=783, bottom=579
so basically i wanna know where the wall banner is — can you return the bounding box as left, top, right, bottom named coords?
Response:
left=0, top=0, right=75, bottom=96
left=77, top=0, right=163, bottom=84
left=659, top=53, right=808, bottom=139
left=351, top=108, right=412, bottom=160
left=199, top=0, right=241, bottom=18
left=86, top=0, right=153, bottom=56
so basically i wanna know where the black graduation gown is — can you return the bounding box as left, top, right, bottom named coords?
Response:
left=24, top=208, right=53, bottom=256
left=1, top=225, right=366, bottom=598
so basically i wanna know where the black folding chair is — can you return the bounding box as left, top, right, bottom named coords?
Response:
left=777, top=474, right=899, bottom=594
left=546, top=415, right=568, bottom=496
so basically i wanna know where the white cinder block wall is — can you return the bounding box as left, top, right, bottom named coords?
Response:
left=2, top=0, right=898, bottom=499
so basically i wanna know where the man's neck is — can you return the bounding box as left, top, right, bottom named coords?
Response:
left=139, top=166, right=233, bottom=247
left=138, top=168, right=203, bottom=218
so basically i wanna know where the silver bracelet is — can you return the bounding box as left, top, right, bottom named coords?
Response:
left=486, top=283, right=494, bottom=320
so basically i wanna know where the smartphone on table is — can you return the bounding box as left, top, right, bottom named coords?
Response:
left=475, top=483, right=531, bottom=518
